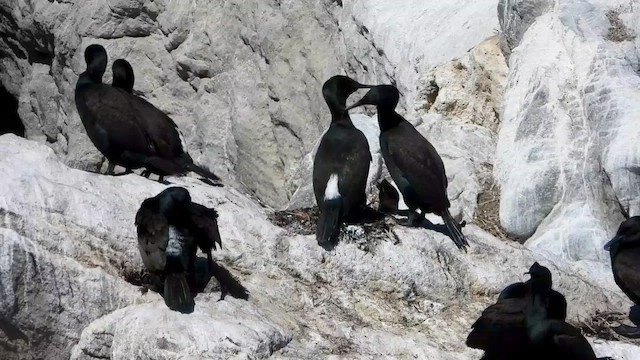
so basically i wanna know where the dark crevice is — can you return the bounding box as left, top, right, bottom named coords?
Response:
left=0, top=85, right=24, bottom=137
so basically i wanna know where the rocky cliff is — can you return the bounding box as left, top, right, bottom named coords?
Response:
left=1, top=0, right=640, bottom=359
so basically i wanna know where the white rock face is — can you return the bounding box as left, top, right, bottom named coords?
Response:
left=494, top=0, right=640, bottom=267
left=1, top=135, right=638, bottom=359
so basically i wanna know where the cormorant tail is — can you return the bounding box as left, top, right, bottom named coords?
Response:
left=184, top=162, right=224, bottom=187
left=163, top=257, right=195, bottom=314
left=442, top=209, right=469, bottom=251
left=316, top=198, right=342, bottom=249
left=209, top=261, right=249, bottom=301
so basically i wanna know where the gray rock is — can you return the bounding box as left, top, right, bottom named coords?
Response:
left=1, top=134, right=637, bottom=360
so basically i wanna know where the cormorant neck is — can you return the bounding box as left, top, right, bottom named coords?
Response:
left=76, top=71, right=102, bottom=89
left=377, top=106, right=402, bottom=131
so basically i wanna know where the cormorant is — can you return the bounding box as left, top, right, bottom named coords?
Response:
left=524, top=267, right=606, bottom=359
left=135, top=187, right=246, bottom=313
left=347, top=85, right=468, bottom=250
left=604, top=216, right=640, bottom=338
left=376, top=179, right=400, bottom=214
left=466, top=262, right=567, bottom=360
left=74, top=44, right=223, bottom=184
left=313, top=75, right=373, bottom=249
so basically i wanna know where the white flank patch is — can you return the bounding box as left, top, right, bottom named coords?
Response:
left=177, top=127, right=188, bottom=152
left=166, top=226, right=184, bottom=257
left=324, top=174, right=340, bottom=201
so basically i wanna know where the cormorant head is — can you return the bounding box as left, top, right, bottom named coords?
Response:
left=112, top=59, right=135, bottom=93
left=604, top=216, right=640, bottom=253
left=525, top=262, right=553, bottom=289
left=346, top=85, right=400, bottom=111
left=322, top=75, right=373, bottom=114
left=83, top=44, right=108, bottom=82
left=157, top=187, right=192, bottom=216
left=376, top=179, right=399, bottom=214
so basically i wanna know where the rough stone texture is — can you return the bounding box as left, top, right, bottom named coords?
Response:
left=0, top=0, right=501, bottom=209
left=495, top=0, right=640, bottom=269
left=1, top=135, right=638, bottom=360
left=415, top=36, right=509, bottom=134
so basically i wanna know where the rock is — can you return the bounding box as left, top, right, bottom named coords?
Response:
left=0, top=0, right=502, bottom=209
left=1, top=134, right=638, bottom=359
left=494, top=0, right=640, bottom=269
left=415, top=36, right=509, bottom=134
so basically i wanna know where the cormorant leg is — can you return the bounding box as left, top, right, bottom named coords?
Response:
left=394, top=210, right=423, bottom=227
left=141, top=169, right=150, bottom=178
left=106, top=162, right=116, bottom=175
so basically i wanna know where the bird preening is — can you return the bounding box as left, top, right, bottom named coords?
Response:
left=135, top=187, right=248, bottom=313
left=467, top=262, right=614, bottom=360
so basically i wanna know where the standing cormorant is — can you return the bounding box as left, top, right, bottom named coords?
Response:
left=347, top=85, right=467, bottom=250
left=466, top=262, right=567, bottom=360
left=136, top=187, right=247, bottom=313
left=74, top=44, right=223, bottom=184
left=524, top=267, right=607, bottom=359
left=604, top=216, right=640, bottom=338
left=313, top=75, right=373, bottom=249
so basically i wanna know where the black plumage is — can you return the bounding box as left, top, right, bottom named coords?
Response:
left=347, top=85, right=468, bottom=250
left=112, top=58, right=134, bottom=93
left=376, top=179, right=399, bottom=214
left=524, top=268, right=602, bottom=360
left=466, top=262, right=567, bottom=360
left=313, top=75, right=372, bottom=249
left=604, top=216, right=640, bottom=337
left=74, top=44, right=223, bottom=184
left=135, top=187, right=245, bottom=313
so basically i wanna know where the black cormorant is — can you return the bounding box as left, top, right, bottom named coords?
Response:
left=347, top=85, right=467, bottom=250
left=313, top=75, right=372, bottom=249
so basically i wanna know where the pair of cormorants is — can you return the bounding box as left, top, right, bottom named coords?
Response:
left=136, top=187, right=248, bottom=313
left=75, top=44, right=223, bottom=184
left=467, top=262, right=613, bottom=359
left=313, top=76, right=468, bottom=250
left=604, top=216, right=640, bottom=338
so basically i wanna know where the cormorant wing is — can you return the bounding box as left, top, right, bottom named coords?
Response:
left=613, top=247, right=640, bottom=304
left=80, top=85, right=155, bottom=156
left=135, top=206, right=170, bottom=273
left=385, top=121, right=449, bottom=210
left=186, top=203, right=222, bottom=253
left=548, top=321, right=597, bottom=359
left=128, top=95, right=186, bottom=159
left=466, top=298, right=528, bottom=350
left=498, top=282, right=526, bottom=300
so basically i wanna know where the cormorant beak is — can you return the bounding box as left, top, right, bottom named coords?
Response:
left=524, top=271, right=530, bottom=276
left=604, top=235, right=621, bottom=251
left=346, top=88, right=378, bottom=111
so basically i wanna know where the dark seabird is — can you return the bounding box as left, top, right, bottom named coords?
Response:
left=347, top=85, right=467, bottom=250
left=74, top=44, right=223, bottom=184
left=135, top=187, right=246, bottom=313
left=524, top=269, right=607, bottom=359
left=376, top=179, right=400, bottom=214
left=604, top=216, right=640, bottom=338
left=466, top=262, right=567, bottom=360
left=112, top=58, right=134, bottom=93
left=313, top=75, right=373, bottom=249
